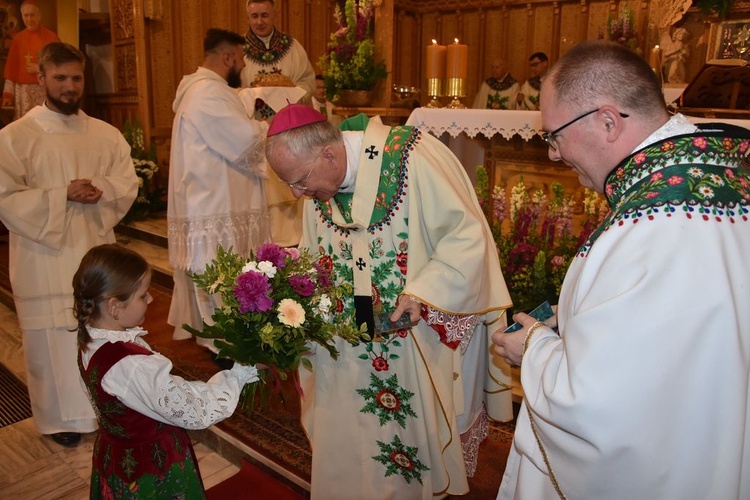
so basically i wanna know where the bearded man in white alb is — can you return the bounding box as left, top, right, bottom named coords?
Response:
left=0, top=42, right=138, bottom=448
left=167, top=28, right=270, bottom=350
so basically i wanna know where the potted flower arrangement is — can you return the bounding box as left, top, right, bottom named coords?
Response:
left=187, top=243, right=365, bottom=410
left=475, top=166, right=609, bottom=312
left=604, top=3, right=641, bottom=55
left=319, top=0, right=388, bottom=106
left=122, top=120, right=163, bottom=222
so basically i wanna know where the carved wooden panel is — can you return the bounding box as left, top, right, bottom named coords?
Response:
left=115, top=43, right=137, bottom=90
left=111, top=0, right=134, bottom=40
left=149, top=1, right=177, bottom=131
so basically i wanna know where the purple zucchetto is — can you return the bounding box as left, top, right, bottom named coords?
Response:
left=267, top=103, right=327, bottom=137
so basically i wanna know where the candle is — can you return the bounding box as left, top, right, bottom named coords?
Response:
left=426, top=39, right=446, bottom=79
left=446, top=38, right=468, bottom=79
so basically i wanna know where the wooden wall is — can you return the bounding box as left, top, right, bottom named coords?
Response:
left=93, top=0, right=750, bottom=170
left=392, top=0, right=750, bottom=108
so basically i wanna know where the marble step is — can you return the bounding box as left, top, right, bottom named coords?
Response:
left=115, top=216, right=173, bottom=290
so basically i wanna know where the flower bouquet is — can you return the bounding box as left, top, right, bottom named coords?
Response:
left=475, top=166, right=609, bottom=312
left=604, top=3, right=641, bottom=55
left=187, top=243, right=365, bottom=410
left=318, top=0, right=388, bottom=102
left=122, top=120, right=163, bottom=222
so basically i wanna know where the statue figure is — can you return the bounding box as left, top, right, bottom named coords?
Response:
left=661, top=27, right=689, bottom=84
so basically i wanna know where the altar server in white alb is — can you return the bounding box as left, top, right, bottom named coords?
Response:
left=493, top=41, right=750, bottom=499
left=0, top=42, right=138, bottom=448
left=167, top=28, right=270, bottom=348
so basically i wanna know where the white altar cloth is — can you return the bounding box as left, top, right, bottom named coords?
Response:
left=406, top=108, right=542, bottom=141
left=406, top=108, right=750, bottom=142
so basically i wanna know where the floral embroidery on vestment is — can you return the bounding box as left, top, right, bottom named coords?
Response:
left=373, top=434, right=430, bottom=484
left=357, top=373, right=418, bottom=428
left=315, top=126, right=419, bottom=234
left=578, top=132, right=750, bottom=256
left=243, top=30, right=293, bottom=65
left=486, top=93, right=510, bottom=110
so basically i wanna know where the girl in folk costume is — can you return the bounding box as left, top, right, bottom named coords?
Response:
left=73, top=244, right=259, bottom=499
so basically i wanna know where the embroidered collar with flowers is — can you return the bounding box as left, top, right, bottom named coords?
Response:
left=578, top=128, right=750, bottom=257
left=244, top=29, right=293, bottom=65
left=486, top=74, right=517, bottom=91
left=314, top=126, right=420, bottom=235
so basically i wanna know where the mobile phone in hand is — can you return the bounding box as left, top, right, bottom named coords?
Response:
left=374, top=310, right=416, bottom=334
left=504, top=301, right=554, bottom=333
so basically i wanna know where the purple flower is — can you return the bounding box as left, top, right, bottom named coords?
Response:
left=233, top=271, right=273, bottom=313
left=289, top=275, right=316, bottom=297
left=256, top=243, right=287, bottom=269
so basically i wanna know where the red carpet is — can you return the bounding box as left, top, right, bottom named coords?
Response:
left=206, top=460, right=305, bottom=500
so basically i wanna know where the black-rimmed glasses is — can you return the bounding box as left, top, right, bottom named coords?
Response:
left=542, top=108, right=629, bottom=151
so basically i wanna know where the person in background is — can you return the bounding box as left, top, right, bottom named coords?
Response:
left=473, top=58, right=519, bottom=110
left=312, top=74, right=342, bottom=126
left=515, top=51, right=548, bottom=110
left=240, top=0, right=314, bottom=248
left=265, top=104, right=514, bottom=499
left=240, top=0, right=316, bottom=104
left=74, top=244, right=259, bottom=498
left=0, top=42, right=138, bottom=448
left=167, top=28, right=270, bottom=351
left=2, top=0, right=60, bottom=120
left=493, top=40, right=750, bottom=499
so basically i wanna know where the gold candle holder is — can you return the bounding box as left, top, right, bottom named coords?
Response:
left=445, top=77, right=466, bottom=109
left=425, top=77, right=443, bottom=108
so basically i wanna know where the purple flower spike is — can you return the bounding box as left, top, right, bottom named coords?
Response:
left=256, top=243, right=287, bottom=269
left=234, top=271, right=274, bottom=313
left=289, top=275, right=316, bottom=297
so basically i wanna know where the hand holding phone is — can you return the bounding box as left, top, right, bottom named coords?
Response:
left=374, top=310, right=417, bottom=334
left=504, top=301, right=555, bottom=333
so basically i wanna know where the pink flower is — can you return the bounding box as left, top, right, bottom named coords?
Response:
left=725, top=168, right=735, bottom=179
left=645, top=192, right=659, bottom=199
left=650, top=172, right=663, bottom=183
left=284, top=247, right=301, bottom=261
left=634, top=152, right=647, bottom=164
left=740, top=141, right=749, bottom=153
left=257, top=243, right=287, bottom=269
left=692, top=137, right=708, bottom=149
left=722, top=138, right=734, bottom=150
left=234, top=271, right=273, bottom=313
left=667, top=175, right=683, bottom=186
left=550, top=255, right=566, bottom=267
left=661, top=141, right=675, bottom=152
left=289, top=275, right=315, bottom=297
left=277, top=299, right=305, bottom=327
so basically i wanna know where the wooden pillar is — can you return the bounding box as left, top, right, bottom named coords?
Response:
left=374, top=0, right=394, bottom=107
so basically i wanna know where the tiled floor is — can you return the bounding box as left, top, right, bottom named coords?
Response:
left=0, top=292, right=239, bottom=498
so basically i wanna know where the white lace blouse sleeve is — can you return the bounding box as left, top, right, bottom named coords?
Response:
left=101, top=353, right=259, bottom=429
